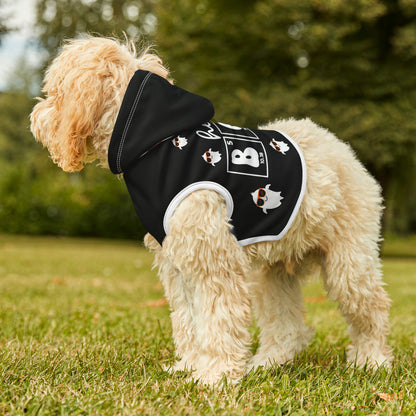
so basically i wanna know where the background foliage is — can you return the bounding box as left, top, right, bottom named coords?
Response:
left=0, top=0, right=415, bottom=238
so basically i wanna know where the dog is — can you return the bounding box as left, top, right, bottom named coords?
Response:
left=30, top=36, right=393, bottom=385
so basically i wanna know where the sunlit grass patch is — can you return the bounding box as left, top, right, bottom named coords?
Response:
left=0, top=234, right=415, bottom=415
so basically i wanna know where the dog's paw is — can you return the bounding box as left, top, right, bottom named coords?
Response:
left=163, top=359, right=194, bottom=374
left=248, top=327, right=314, bottom=373
left=346, top=344, right=393, bottom=370
left=191, top=369, right=241, bottom=387
left=246, top=352, right=291, bottom=374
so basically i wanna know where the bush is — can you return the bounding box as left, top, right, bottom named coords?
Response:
left=0, top=163, right=145, bottom=240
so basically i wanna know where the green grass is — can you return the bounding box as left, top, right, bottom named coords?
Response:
left=0, top=234, right=415, bottom=415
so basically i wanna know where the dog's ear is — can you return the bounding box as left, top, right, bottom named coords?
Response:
left=30, top=37, right=141, bottom=172
left=30, top=37, right=172, bottom=172
left=30, top=67, right=107, bottom=172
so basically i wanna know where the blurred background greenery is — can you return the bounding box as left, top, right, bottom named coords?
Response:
left=0, top=0, right=415, bottom=240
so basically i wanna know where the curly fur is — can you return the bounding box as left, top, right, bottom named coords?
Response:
left=30, top=35, right=169, bottom=172
left=30, top=36, right=393, bottom=385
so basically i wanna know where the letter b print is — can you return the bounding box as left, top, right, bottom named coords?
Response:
left=224, top=137, right=268, bottom=177
left=231, top=147, right=260, bottom=168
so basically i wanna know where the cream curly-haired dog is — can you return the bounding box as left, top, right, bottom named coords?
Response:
left=30, top=36, right=392, bottom=385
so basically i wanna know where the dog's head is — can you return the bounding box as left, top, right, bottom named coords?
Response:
left=30, top=36, right=169, bottom=172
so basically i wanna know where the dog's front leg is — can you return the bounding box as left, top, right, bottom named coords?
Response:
left=162, top=191, right=252, bottom=385
left=145, top=233, right=199, bottom=372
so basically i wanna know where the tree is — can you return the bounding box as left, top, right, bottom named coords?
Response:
left=0, top=89, right=144, bottom=239
left=155, top=0, right=416, bottom=233
left=34, top=0, right=156, bottom=56
left=6, top=0, right=413, bottom=237
left=0, top=0, right=11, bottom=44
left=0, top=0, right=151, bottom=239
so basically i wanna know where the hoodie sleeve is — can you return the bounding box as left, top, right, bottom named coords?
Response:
left=108, top=70, right=215, bottom=174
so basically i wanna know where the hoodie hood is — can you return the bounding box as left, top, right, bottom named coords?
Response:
left=108, top=70, right=215, bottom=174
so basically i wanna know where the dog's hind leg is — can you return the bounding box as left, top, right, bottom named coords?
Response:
left=248, top=262, right=314, bottom=371
left=322, top=240, right=393, bottom=368
left=318, top=165, right=393, bottom=368
left=162, top=190, right=252, bottom=385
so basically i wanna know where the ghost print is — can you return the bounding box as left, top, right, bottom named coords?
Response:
left=202, top=149, right=222, bottom=166
left=251, top=184, right=283, bottom=214
left=172, top=135, right=188, bottom=149
left=269, top=139, right=290, bottom=155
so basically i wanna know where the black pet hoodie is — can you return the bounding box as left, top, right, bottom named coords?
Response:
left=108, top=70, right=306, bottom=246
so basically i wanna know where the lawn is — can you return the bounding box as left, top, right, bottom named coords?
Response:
left=0, top=234, right=415, bottom=415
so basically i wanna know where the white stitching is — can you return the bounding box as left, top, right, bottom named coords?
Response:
left=116, top=71, right=153, bottom=173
